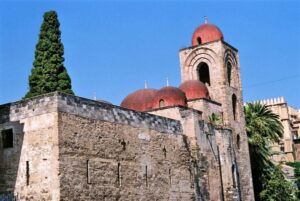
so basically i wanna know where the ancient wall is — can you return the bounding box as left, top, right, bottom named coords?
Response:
left=0, top=94, right=60, bottom=200
left=187, top=98, right=222, bottom=122
left=179, top=41, right=254, bottom=200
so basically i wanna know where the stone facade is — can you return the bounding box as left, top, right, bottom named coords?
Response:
left=252, top=97, right=300, bottom=162
left=179, top=40, right=254, bottom=201
left=1, top=92, right=243, bottom=200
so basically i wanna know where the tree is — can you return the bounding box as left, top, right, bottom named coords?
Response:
left=208, top=113, right=221, bottom=125
left=25, top=11, right=74, bottom=98
left=244, top=103, right=297, bottom=201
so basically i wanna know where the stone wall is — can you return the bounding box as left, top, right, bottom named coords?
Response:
left=179, top=41, right=254, bottom=200
left=58, top=112, right=194, bottom=200
left=0, top=94, right=60, bottom=200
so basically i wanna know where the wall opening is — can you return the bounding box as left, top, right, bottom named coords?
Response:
left=87, top=160, right=91, bottom=184
left=2, top=128, right=13, bottom=148
left=232, top=165, right=236, bottom=188
left=121, top=140, right=126, bottom=151
left=159, top=99, right=165, bottom=108
left=26, top=161, right=30, bottom=186
left=227, top=62, right=232, bottom=86
left=169, top=168, right=172, bottom=185
left=117, top=162, right=121, bottom=187
left=232, top=94, right=237, bottom=120
left=163, top=147, right=167, bottom=158
left=145, top=166, right=148, bottom=187
left=197, top=37, right=202, bottom=45
left=237, top=134, right=240, bottom=150
left=198, top=63, right=210, bottom=86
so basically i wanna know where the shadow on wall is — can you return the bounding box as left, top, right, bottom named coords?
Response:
left=0, top=104, right=25, bottom=200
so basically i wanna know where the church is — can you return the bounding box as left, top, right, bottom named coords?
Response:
left=0, top=20, right=254, bottom=201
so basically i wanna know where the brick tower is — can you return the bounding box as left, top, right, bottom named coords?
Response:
left=179, top=20, right=255, bottom=201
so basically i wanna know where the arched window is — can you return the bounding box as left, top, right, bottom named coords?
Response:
left=227, top=62, right=232, bottom=86
left=159, top=99, right=165, bottom=108
left=197, top=37, right=202, bottom=45
left=232, top=94, right=237, bottom=120
left=198, top=63, right=210, bottom=86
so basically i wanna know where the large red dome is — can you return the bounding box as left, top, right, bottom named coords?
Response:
left=192, top=23, right=224, bottom=46
left=152, top=86, right=187, bottom=109
left=179, top=80, right=210, bottom=100
left=120, top=88, right=157, bottom=112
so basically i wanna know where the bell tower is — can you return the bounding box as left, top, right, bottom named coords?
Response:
left=179, top=20, right=255, bottom=201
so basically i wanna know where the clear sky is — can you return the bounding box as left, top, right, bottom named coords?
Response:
left=0, top=0, right=299, bottom=108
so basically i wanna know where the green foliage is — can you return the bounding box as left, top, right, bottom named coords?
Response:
left=244, top=103, right=297, bottom=200
left=208, top=113, right=221, bottom=125
left=287, top=162, right=300, bottom=198
left=25, top=11, right=74, bottom=98
left=260, top=165, right=297, bottom=201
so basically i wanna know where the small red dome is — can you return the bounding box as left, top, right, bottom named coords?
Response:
left=179, top=80, right=210, bottom=100
left=120, top=88, right=158, bottom=112
left=152, top=86, right=187, bottom=109
left=192, top=23, right=224, bottom=46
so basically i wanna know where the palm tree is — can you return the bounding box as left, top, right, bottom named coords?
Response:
left=244, top=102, right=283, bottom=200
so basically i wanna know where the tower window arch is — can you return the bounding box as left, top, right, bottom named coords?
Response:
left=232, top=94, right=237, bottom=121
left=197, top=37, right=202, bottom=45
left=227, top=61, right=232, bottom=86
left=197, top=63, right=210, bottom=86
left=232, top=164, right=236, bottom=188
left=159, top=99, right=165, bottom=108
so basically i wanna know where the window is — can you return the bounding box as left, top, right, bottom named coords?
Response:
left=198, top=63, right=210, bottom=86
left=232, top=94, right=237, bottom=120
left=227, top=62, right=232, bottom=86
left=197, top=37, right=202, bottom=45
left=237, top=134, right=240, bottom=150
left=26, top=161, right=30, bottom=186
left=2, top=128, right=13, bottom=148
left=159, top=99, right=165, bottom=108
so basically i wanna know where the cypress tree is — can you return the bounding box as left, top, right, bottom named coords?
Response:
left=25, top=11, right=74, bottom=98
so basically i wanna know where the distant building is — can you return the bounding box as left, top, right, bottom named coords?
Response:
left=0, top=21, right=254, bottom=200
left=252, top=97, right=300, bottom=162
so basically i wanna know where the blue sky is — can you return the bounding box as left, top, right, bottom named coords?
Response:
left=0, top=0, right=299, bottom=108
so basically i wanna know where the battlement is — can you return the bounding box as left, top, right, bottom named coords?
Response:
left=0, top=92, right=182, bottom=135
left=252, top=96, right=286, bottom=106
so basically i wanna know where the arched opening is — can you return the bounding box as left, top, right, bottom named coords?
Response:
left=227, top=62, right=232, bottom=86
left=232, top=94, right=237, bottom=120
left=198, top=63, right=211, bottom=86
left=159, top=99, right=165, bottom=108
left=232, top=165, right=236, bottom=188
left=197, top=37, right=202, bottom=45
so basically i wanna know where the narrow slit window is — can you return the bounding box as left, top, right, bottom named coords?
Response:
left=87, top=160, right=91, bottom=184
left=237, top=134, right=240, bottom=150
left=169, top=168, right=172, bottom=185
left=227, top=62, right=232, bottom=86
left=232, top=94, right=237, bottom=121
left=26, top=161, right=30, bottom=186
left=197, top=37, right=202, bottom=45
left=145, top=166, right=148, bottom=187
left=117, top=162, right=121, bottom=187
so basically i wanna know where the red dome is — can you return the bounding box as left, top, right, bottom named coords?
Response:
left=192, top=23, right=224, bottom=46
left=179, top=80, right=210, bottom=100
left=152, top=86, right=187, bottom=109
left=120, top=88, right=158, bottom=112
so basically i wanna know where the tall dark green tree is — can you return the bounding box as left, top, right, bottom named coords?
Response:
left=25, top=11, right=73, bottom=98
